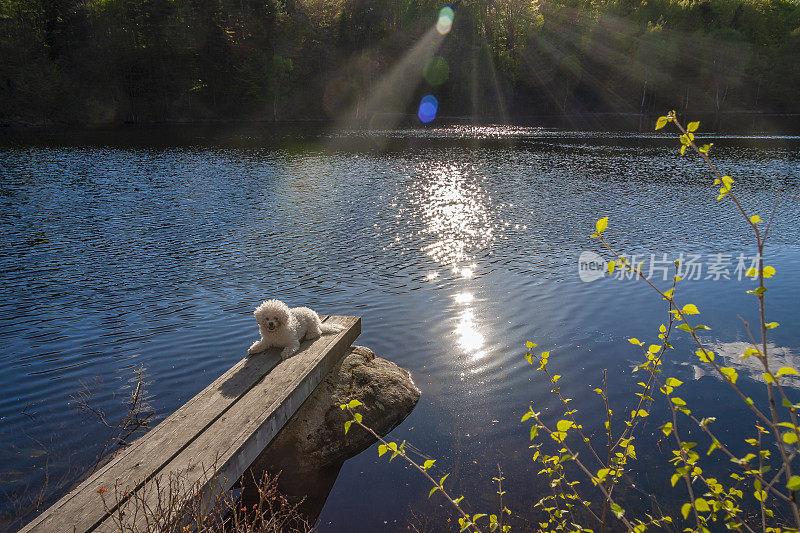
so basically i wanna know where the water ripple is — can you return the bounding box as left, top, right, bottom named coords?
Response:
left=0, top=129, right=798, bottom=530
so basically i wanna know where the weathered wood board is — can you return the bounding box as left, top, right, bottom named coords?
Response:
left=21, top=315, right=361, bottom=533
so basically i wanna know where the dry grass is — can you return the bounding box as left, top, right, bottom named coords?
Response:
left=99, top=469, right=310, bottom=532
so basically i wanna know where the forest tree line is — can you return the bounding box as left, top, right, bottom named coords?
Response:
left=1, top=0, right=799, bottom=125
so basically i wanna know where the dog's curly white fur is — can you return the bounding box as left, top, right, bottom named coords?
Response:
left=248, top=299, right=345, bottom=360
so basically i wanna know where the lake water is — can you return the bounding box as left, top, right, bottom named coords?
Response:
left=0, top=125, right=798, bottom=531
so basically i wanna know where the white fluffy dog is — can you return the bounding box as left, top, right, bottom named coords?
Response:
left=248, top=299, right=345, bottom=360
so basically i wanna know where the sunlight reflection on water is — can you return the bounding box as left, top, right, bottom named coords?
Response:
left=407, top=162, right=500, bottom=364
left=413, top=163, right=495, bottom=270
left=455, top=309, right=485, bottom=357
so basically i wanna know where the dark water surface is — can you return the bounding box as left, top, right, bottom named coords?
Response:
left=0, top=125, right=798, bottom=531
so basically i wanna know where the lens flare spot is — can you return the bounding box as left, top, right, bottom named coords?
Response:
left=436, top=6, right=455, bottom=35
left=417, top=94, right=439, bottom=124
left=423, top=56, right=450, bottom=86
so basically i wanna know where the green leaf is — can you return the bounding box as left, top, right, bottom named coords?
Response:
left=665, top=377, right=683, bottom=387
left=743, top=348, right=760, bottom=359
left=655, top=116, right=669, bottom=130
left=778, top=367, right=799, bottom=377
left=707, top=440, right=721, bottom=455
left=766, top=322, right=779, bottom=329
left=556, top=420, right=574, bottom=432
left=750, top=215, right=762, bottom=224
left=609, top=502, right=625, bottom=519
left=763, top=266, right=776, bottom=278
left=720, top=367, right=738, bottom=384
left=628, top=338, right=642, bottom=345
left=696, top=349, right=715, bottom=363
left=353, top=412, right=363, bottom=423
left=348, top=399, right=363, bottom=408
left=596, top=217, right=609, bottom=234
left=608, top=260, right=616, bottom=275
left=681, top=503, right=692, bottom=519
left=526, top=341, right=537, bottom=349
left=378, top=444, right=388, bottom=456
left=687, top=121, right=700, bottom=132
left=661, top=422, right=674, bottom=436
left=787, top=476, right=800, bottom=491
left=682, top=304, right=699, bottom=315
left=344, top=420, right=352, bottom=434
left=429, top=486, right=440, bottom=497
left=423, top=459, right=436, bottom=470
left=694, top=498, right=710, bottom=512
left=783, top=432, right=798, bottom=444
left=521, top=409, right=533, bottom=422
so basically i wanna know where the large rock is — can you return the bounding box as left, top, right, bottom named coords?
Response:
left=246, top=345, right=420, bottom=519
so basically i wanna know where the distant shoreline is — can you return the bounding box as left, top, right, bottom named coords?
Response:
left=3, top=111, right=799, bottom=135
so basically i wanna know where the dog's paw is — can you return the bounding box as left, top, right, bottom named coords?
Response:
left=248, top=341, right=265, bottom=355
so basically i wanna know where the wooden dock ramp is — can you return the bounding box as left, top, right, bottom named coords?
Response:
left=21, top=315, right=361, bottom=533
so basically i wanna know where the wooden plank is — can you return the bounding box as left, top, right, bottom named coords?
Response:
left=95, top=315, right=360, bottom=532
left=20, top=315, right=358, bottom=533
